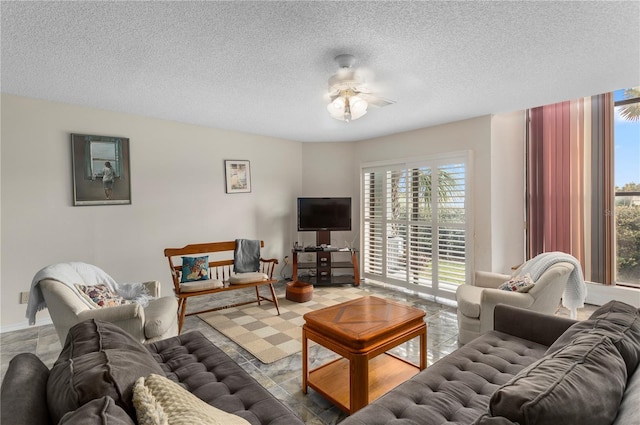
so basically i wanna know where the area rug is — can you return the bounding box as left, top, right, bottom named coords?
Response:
left=198, top=286, right=368, bottom=364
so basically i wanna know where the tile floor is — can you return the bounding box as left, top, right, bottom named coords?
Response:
left=0, top=281, right=596, bottom=424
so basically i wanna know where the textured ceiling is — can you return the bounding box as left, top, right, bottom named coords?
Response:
left=2, top=1, right=639, bottom=142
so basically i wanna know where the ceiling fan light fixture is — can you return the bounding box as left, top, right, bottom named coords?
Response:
left=330, top=96, right=345, bottom=109
left=327, top=93, right=368, bottom=122
left=327, top=96, right=347, bottom=120
left=349, top=95, right=368, bottom=120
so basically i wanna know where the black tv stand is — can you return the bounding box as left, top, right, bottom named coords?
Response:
left=316, top=230, right=331, bottom=246
left=303, top=246, right=324, bottom=252
left=292, top=231, right=359, bottom=286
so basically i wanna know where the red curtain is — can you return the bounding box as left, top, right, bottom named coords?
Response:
left=527, top=93, right=613, bottom=284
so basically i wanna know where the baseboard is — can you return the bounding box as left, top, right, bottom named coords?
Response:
left=585, top=282, right=640, bottom=308
left=0, top=317, right=52, bottom=334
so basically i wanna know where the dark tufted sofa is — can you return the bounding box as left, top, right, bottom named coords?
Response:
left=0, top=319, right=304, bottom=425
left=341, top=302, right=640, bottom=425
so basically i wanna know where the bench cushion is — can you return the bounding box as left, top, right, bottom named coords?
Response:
left=180, top=279, right=223, bottom=292
left=228, top=272, right=269, bottom=285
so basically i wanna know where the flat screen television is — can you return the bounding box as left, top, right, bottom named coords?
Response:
left=297, top=197, right=352, bottom=231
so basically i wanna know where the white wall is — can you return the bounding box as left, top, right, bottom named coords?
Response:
left=297, top=143, right=359, bottom=248
left=490, top=111, right=527, bottom=272
left=1, top=94, right=302, bottom=330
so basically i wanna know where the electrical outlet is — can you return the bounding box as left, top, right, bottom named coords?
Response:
left=20, top=291, right=30, bottom=304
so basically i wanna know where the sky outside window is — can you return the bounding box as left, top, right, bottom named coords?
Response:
left=614, top=88, right=640, bottom=188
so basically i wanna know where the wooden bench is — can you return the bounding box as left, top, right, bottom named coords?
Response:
left=164, top=241, right=280, bottom=333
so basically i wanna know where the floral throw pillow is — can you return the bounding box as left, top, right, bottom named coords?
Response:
left=498, top=273, right=535, bottom=293
left=181, top=256, right=210, bottom=283
left=75, top=284, right=130, bottom=308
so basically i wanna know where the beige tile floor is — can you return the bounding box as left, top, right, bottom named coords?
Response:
left=0, top=281, right=596, bottom=424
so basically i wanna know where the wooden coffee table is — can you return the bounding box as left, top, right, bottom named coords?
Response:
left=302, top=296, right=426, bottom=414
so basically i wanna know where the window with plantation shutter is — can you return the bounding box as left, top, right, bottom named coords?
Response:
left=362, top=153, right=471, bottom=300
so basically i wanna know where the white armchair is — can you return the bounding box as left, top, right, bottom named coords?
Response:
left=30, top=263, right=179, bottom=345
left=455, top=261, right=574, bottom=344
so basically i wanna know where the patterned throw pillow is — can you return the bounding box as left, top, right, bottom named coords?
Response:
left=180, top=256, right=209, bottom=283
left=498, top=274, right=535, bottom=293
left=75, top=284, right=130, bottom=308
left=133, top=374, right=251, bottom=425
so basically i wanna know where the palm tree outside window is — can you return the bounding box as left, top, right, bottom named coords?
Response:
left=614, top=87, right=640, bottom=286
left=362, top=153, right=471, bottom=301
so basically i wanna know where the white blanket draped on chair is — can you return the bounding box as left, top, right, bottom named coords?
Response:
left=520, top=251, right=587, bottom=319
left=26, top=262, right=152, bottom=325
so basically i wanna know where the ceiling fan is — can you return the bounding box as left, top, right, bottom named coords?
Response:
left=326, top=54, right=395, bottom=122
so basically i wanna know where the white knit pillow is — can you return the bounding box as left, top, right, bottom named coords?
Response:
left=133, top=374, right=251, bottom=425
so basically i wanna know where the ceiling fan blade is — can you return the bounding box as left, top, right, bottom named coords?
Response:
left=354, top=85, right=373, bottom=94
left=359, top=93, right=396, bottom=107
left=326, top=88, right=348, bottom=101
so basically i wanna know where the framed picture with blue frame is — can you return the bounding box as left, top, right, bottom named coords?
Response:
left=71, top=133, right=131, bottom=206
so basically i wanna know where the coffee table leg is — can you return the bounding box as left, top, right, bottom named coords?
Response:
left=350, top=353, right=368, bottom=413
left=302, top=326, right=308, bottom=394
left=420, top=326, right=427, bottom=370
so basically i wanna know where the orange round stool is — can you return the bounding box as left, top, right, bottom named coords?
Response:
left=285, top=281, right=313, bottom=303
